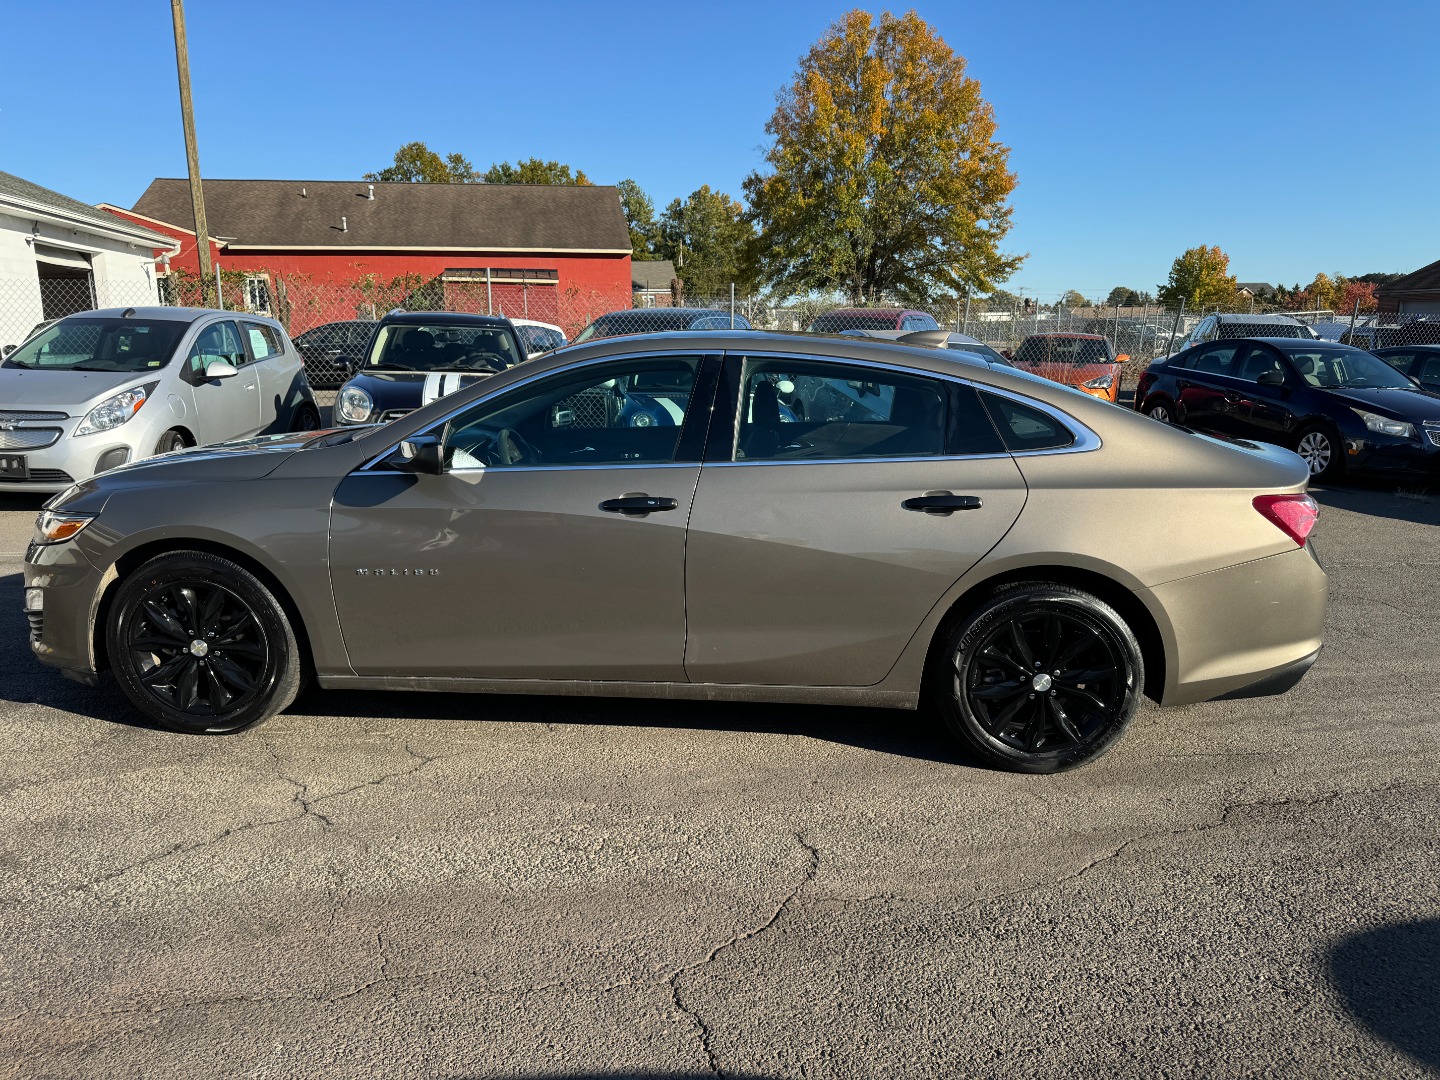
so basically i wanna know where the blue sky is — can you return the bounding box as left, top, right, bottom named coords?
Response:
left=2, top=0, right=1436, bottom=298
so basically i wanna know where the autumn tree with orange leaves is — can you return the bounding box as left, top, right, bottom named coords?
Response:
left=745, top=10, right=1023, bottom=306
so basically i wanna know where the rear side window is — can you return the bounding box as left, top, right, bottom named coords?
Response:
left=979, top=392, right=1076, bottom=452
left=243, top=322, right=283, bottom=360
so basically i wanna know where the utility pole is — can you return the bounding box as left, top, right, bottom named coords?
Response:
left=170, top=0, right=214, bottom=302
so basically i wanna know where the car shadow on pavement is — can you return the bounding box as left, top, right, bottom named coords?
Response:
left=1311, top=482, right=1440, bottom=527
left=1327, top=917, right=1440, bottom=1071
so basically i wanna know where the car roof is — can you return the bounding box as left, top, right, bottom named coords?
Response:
left=72, top=306, right=242, bottom=324
left=1376, top=343, right=1440, bottom=352
left=1212, top=312, right=1303, bottom=323
left=818, top=307, right=926, bottom=316
left=378, top=311, right=515, bottom=328
left=1021, top=333, right=1107, bottom=341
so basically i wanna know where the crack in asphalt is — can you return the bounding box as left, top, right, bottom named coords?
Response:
left=664, top=831, right=821, bottom=1076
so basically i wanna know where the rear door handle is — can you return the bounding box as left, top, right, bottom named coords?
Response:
left=599, top=494, right=679, bottom=516
left=903, top=492, right=983, bottom=514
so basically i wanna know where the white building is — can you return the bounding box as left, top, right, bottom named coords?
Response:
left=0, top=171, right=174, bottom=348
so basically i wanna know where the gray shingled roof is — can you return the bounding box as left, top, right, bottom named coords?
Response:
left=632, top=259, right=677, bottom=290
left=0, top=170, right=169, bottom=243
left=1237, top=282, right=1276, bottom=295
left=130, top=178, right=629, bottom=252
left=1375, top=258, right=1440, bottom=298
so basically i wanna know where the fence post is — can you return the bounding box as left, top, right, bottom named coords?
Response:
left=215, top=262, right=223, bottom=311
left=730, top=283, right=735, bottom=329
left=485, top=267, right=492, bottom=316
left=1348, top=297, right=1361, bottom=341
left=961, top=292, right=971, bottom=336
left=1165, top=298, right=1185, bottom=355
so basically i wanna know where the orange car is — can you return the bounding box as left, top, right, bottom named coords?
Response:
left=1010, top=333, right=1128, bottom=402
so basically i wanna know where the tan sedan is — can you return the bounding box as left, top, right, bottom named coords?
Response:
left=24, top=331, right=1325, bottom=772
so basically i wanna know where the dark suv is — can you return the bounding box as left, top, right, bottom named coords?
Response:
left=291, top=319, right=378, bottom=388
left=1173, top=313, right=1317, bottom=354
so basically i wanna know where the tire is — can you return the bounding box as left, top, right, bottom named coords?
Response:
left=106, top=551, right=304, bottom=734
left=931, top=583, right=1144, bottom=773
left=291, top=404, right=321, bottom=433
left=1294, top=424, right=1344, bottom=483
left=155, top=429, right=189, bottom=455
left=1143, top=399, right=1173, bottom=424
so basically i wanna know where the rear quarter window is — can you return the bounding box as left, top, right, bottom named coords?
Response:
left=979, top=392, right=1076, bottom=452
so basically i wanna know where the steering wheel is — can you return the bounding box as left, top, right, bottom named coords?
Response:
left=464, top=352, right=506, bottom=373
left=494, top=427, right=536, bottom=466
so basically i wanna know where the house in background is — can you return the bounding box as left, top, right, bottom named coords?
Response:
left=101, top=178, right=633, bottom=336
left=0, top=171, right=172, bottom=348
left=1375, top=260, right=1440, bottom=318
left=631, top=259, right=677, bottom=306
left=1236, top=282, right=1277, bottom=303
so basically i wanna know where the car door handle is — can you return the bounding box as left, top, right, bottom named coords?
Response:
left=902, top=492, right=983, bottom=514
left=599, top=494, right=679, bottom=516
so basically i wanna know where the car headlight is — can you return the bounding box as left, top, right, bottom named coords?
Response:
left=630, top=412, right=654, bottom=427
left=34, top=509, right=94, bottom=545
left=337, top=385, right=374, bottom=425
left=1350, top=408, right=1415, bottom=439
left=1082, top=374, right=1115, bottom=389
left=73, top=383, right=157, bottom=437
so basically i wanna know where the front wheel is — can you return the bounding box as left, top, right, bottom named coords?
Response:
left=1143, top=400, right=1173, bottom=424
left=106, top=551, right=304, bottom=734
left=932, top=583, right=1144, bottom=773
left=291, top=404, right=321, bottom=433
left=1295, top=425, right=1344, bottom=483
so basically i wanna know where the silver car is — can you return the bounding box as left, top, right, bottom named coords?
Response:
left=0, top=307, right=319, bottom=493
left=24, top=331, right=1326, bottom=773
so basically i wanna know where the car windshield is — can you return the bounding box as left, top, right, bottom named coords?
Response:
left=2, top=318, right=187, bottom=372
left=808, top=312, right=904, bottom=332
left=1290, top=348, right=1417, bottom=390
left=1014, top=337, right=1113, bottom=364
left=365, top=323, right=522, bottom=372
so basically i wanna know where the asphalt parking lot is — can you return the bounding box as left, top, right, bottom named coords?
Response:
left=0, top=474, right=1436, bottom=1079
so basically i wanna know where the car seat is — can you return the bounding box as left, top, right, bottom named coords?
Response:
left=742, top=380, right=783, bottom=458
left=872, top=386, right=942, bottom=456
left=1293, top=356, right=1323, bottom=386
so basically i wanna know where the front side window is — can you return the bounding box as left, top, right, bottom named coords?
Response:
left=366, top=322, right=522, bottom=373
left=2, top=317, right=187, bottom=373
left=735, top=359, right=954, bottom=461
left=188, top=320, right=246, bottom=377
left=1287, top=347, right=1416, bottom=390
left=441, top=356, right=703, bottom=470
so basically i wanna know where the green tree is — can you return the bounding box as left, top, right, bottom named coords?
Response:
left=617, top=178, right=659, bottom=259
left=657, top=185, right=757, bottom=297
left=482, top=158, right=592, bottom=185
left=744, top=9, right=1022, bottom=306
left=364, top=142, right=479, bottom=183
left=1158, top=246, right=1240, bottom=310
left=1106, top=286, right=1141, bottom=306
left=1060, top=289, right=1089, bottom=309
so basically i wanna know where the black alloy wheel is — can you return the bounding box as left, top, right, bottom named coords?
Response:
left=107, top=551, right=304, bottom=733
left=935, top=583, right=1143, bottom=772
left=155, top=429, right=188, bottom=454
left=292, top=405, right=321, bottom=433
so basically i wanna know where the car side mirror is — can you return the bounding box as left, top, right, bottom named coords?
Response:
left=1115, top=353, right=1131, bottom=363
left=1257, top=370, right=1285, bottom=387
left=1, top=344, right=14, bottom=358
left=205, top=359, right=238, bottom=380
left=390, top=433, right=445, bottom=474
left=336, top=354, right=360, bottom=373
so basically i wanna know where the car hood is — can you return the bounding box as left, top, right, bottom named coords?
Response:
left=346, top=370, right=495, bottom=412
left=0, top=367, right=158, bottom=412
left=1325, top=386, right=1440, bottom=420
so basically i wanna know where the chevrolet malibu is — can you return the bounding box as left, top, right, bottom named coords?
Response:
left=1, top=307, right=319, bottom=492
left=23, top=331, right=1327, bottom=772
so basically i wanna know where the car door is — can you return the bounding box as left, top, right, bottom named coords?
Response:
left=240, top=321, right=296, bottom=432
left=1171, top=342, right=1245, bottom=433
left=328, top=352, right=719, bottom=681
left=183, top=319, right=260, bottom=442
left=1229, top=343, right=1297, bottom=441
left=683, top=354, right=1027, bottom=687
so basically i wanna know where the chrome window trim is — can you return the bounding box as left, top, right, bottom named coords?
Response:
left=357, top=350, right=712, bottom=472
left=706, top=453, right=1013, bottom=469
left=728, top=349, right=1102, bottom=461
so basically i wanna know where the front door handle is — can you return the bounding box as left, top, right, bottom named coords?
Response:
left=599, top=494, right=679, bottom=516
left=903, top=491, right=983, bottom=514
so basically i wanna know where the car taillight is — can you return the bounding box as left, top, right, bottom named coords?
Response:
left=1253, top=494, right=1319, bottom=547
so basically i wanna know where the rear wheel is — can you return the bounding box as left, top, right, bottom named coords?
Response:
left=1295, top=424, right=1344, bottom=483
left=932, top=583, right=1143, bottom=773
left=106, top=551, right=304, bottom=734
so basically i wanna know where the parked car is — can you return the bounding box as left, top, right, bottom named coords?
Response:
left=512, top=319, right=569, bottom=357
left=0, top=307, right=318, bottom=493
left=573, top=308, right=753, bottom=342
left=1173, top=312, right=1317, bottom=353
left=1, top=319, right=59, bottom=358
left=1134, top=338, right=1440, bottom=481
left=333, top=311, right=527, bottom=427
left=290, top=320, right=377, bottom=389
left=1342, top=318, right=1440, bottom=350
left=1371, top=345, right=1440, bottom=394
left=1010, top=334, right=1127, bottom=403
left=27, top=331, right=1326, bottom=774
left=837, top=328, right=1014, bottom=367
left=808, top=308, right=939, bottom=333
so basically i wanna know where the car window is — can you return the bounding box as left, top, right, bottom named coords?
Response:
left=1189, top=343, right=1240, bottom=377
left=2, top=317, right=185, bottom=373
left=441, top=356, right=703, bottom=470
left=1234, top=345, right=1285, bottom=383
left=735, top=359, right=950, bottom=461
left=187, top=320, right=246, bottom=377
left=1419, top=357, right=1440, bottom=384
left=979, top=393, right=1076, bottom=452
left=1376, top=351, right=1415, bottom=372
left=909, top=313, right=939, bottom=331
left=243, top=322, right=283, bottom=360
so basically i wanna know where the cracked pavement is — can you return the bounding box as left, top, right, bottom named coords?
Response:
left=0, top=483, right=1437, bottom=1078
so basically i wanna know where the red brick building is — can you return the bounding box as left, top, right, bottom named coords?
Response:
left=101, top=178, right=633, bottom=336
